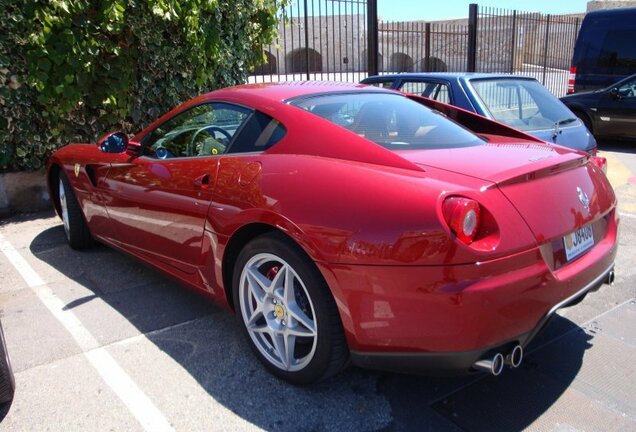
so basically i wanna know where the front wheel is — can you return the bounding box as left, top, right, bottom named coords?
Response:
left=233, top=232, right=348, bottom=384
left=58, top=172, right=92, bottom=249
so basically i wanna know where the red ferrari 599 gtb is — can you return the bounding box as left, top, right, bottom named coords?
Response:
left=47, top=82, right=618, bottom=384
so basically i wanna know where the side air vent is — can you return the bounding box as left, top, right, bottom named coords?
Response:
left=85, top=165, right=98, bottom=187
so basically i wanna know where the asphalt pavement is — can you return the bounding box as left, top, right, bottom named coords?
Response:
left=0, top=141, right=635, bottom=431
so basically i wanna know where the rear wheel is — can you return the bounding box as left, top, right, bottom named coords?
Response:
left=233, top=232, right=348, bottom=384
left=0, top=321, right=15, bottom=405
left=58, top=172, right=92, bottom=249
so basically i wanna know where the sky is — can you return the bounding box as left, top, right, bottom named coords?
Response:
left=377, top=0, right=591, bottom=21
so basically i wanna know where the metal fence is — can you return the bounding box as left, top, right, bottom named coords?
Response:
left=249, top=0, right=369, bottom=83
left=248, top=2, right=583, bottom=96
left=475, top=6, right=582, bottom=95
left=377, top=21, right=469, bottom=73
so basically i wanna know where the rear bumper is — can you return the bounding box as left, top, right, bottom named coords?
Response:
left=349, top=263, right=613, bottom=375
left=317, top=211, right=619, bottom=373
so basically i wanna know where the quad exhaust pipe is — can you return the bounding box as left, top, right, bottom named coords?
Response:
left=473, top=267, right=616, bottom=377
left=472, top=344, right=523, bottom=376
left=473, top=352, right=505, bottom=376
left=505, top=345, right=523, bottom=368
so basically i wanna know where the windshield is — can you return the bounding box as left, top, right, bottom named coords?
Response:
left=470, top=79, right=576, bottom=131
left=290, top=92, right=485, bottom=150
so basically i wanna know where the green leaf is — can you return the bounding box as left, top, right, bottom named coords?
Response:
left=37, top=57, right=52, bottom=72
left=3, top=0, right=284, bottom=172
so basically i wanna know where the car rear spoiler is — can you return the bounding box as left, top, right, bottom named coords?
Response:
left=406, top=94, right=545, bottom=144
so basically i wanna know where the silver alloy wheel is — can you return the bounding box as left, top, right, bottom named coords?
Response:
left=239, top=253, right=318, bottom=372
left=58, top=179, right=70, bottom=238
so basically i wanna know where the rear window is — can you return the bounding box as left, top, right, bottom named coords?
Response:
left=470, top=79, right=575, bottom=131
left=290, top=92, right=484, bottom=150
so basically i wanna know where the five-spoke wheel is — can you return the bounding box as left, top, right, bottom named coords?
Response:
left=239, top=253, right=318, bottom=372
left=233, top=232, right=348, bottom=384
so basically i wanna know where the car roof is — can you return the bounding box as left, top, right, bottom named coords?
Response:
left=205, top=81, right=392, bottom=103
left=133, top=81, right=399, bottom=142
left=362, top=73, right=538, bottom=82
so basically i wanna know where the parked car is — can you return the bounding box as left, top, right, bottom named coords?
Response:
left=0, top=319, right=15, bottom=405
left=568, top=8, right=636, bottom=93
left=561, top=73, right=636, bottom=141
left=361, top=73, right=597, bottom=153
left=47, top=82, right=617, bottom=384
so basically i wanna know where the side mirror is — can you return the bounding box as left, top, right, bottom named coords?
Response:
left=609, top=87, right=620, bottom=99
left=97, top=131, right=129, bottom=153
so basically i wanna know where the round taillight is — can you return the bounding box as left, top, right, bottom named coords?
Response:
left=463, top=208, right=478, bottom=237
left=443, top=197, right=482, bottom=245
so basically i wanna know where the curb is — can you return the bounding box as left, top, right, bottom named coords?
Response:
left=0, top=171, right=51, bottom=218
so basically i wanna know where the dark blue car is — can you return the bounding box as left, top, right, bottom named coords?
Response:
left=361, top=73, right=597, bottom=153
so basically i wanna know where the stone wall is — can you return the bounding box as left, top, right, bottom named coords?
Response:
left=0, top=171, right=50, bottom=217
left=253, top=10, right=585, bottom=77
left=587, top=1, right=636, bottom=11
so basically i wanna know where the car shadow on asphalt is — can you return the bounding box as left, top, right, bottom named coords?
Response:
left=29, top=224, right=592, bottom=432
left=598, top=140, right=636, bottom=155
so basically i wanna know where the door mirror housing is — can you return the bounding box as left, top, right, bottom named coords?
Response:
left=97, top=131, right=129, bottom=153
left=609, top=87, right=620, bottom=99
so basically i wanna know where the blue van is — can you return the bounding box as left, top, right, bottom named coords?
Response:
left=569, top=8, right=636, bottom=93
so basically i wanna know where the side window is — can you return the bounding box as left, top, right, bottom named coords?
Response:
left=400, top=81, right=428, bottom=96
left=434, top=84, right=451, bottom=104
left=366, top=81, right=394, bottom=89
left=227, top=111, right=287, bottom=153
left=143, top=103, right=250, bottom=158
left=400, top=81, right=451, bottom=104
left=617, top=77, right=636, bottom=98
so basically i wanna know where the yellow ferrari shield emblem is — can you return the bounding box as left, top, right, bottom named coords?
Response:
left=274, top=305, right=285, bottom=319
left=74, top=163, right=80, bottom=177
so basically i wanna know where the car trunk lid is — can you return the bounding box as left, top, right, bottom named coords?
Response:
left=399, top=141, right=616, bottom=242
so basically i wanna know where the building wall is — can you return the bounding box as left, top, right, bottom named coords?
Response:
left=587, top=1, right=636, bottom=11
left=253, top=2, right=632, bottom=77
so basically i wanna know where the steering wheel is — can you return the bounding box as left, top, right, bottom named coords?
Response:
left=154, top=147, right=174, bottom=159
left=189, top=126, right=232, bottom=155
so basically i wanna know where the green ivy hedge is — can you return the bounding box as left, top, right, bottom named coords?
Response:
left=0, top=0, right=280, bottom=171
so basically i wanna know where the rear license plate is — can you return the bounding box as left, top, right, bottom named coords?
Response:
left=564, top=225, right=594, bottom=261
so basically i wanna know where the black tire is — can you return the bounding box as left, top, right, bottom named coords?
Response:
left=232, top=231, right=349, bottom=384
left=0, top=321, right=15, bottom=405
left=58, top=171, right=93, bottom=249
left=576, top=111, right=594, bottom=135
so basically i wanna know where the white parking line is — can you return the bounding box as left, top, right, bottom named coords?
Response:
left=619, top=211, right=636, bottom=220
left=0, top=234, right=175, bottom=432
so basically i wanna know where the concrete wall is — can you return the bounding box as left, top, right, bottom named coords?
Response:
left=261, top=14, right=367, bottom=75
left=253, top=10, right=585, bottom=78
left=0, top=171, right=50, bottom=217
left=587, top=1, right=636, bottom=11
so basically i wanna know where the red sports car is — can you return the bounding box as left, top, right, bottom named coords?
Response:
left=47, top=82, right=618, bottom=384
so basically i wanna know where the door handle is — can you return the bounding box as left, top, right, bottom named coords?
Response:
left=193, top=173, right=210, bottom=190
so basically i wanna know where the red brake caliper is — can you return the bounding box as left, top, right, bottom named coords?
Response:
left=266, top=266, right=279, bottom=281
